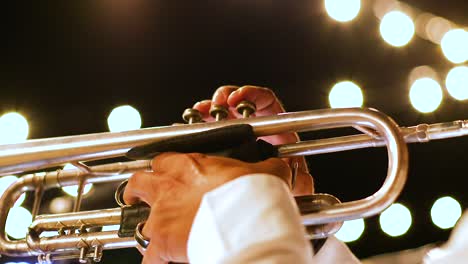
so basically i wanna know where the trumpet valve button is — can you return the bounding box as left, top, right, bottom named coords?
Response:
left=182, top=108, right=203, bottom=124
left=236, top=100, right=256, bottom=118
left=209, top=105, right=229, bottom=121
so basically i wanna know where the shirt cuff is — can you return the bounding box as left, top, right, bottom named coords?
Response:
left=187, top=174, right=313, bottom=264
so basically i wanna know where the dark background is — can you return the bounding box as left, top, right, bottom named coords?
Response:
left=1, top=1, right=467, bottom=263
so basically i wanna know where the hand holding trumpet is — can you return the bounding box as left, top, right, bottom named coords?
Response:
left=124, top=85, right=314, bottom=263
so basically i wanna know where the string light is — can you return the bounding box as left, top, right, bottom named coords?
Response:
left=441, top=29, right=468, bottom=64
left=107, top=105, right=142, bottom=132
left=5, top=206, right=32, bottom=239
left=335, top=218, right=365, bottom=242
left=0, top=112, right=29, bottom=145
left=0, top=176, right=26, bottom=207
left=324, top=0, right=361, bottom=22
left=328, top=81, right=364, bottom=108
left=379, top=203, right=412, bottom=237
left=431, top=196, right=462, bottom=229
left=380, top=11, right=415, bottom=47
left=446, top=66, right=468, bottom=100
left=61, top=164, right=93, bottom=197
left=409, top=78, right=443, bottom=113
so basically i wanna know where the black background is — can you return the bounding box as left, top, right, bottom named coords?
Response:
left=1, top=1, right=467, bottom=263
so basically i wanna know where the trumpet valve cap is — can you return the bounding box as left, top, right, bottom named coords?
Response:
left=236, top=100, right=256, bottom=118
left=182, top=108, right=203, bottom=124
left=209, top=105, right=229, bottom=121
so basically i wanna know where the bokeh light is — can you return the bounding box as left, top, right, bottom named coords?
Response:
left=335, top=218, right=365, bottom=242
left=431, top=196, right=462, bottom=229
left=424, top=16, right=452, bottom=44
left=328, top=81, right=364, bottom=108
left=0, top=112, right=29, bottom=145
left=107, top=105, right=142, bottom=132
left=409, top=78, right=443, bottom=113
left=5, top=206, right=32, bottom=239
left=441, top=29, right=468, bottom=64
left=379, top=203, right=412, bottom=237
left=0, top=176, right=26, bottom=207
left=380, top=11, right=415, bottom=47
left=49, top=197, right=73, bottom=213
left=324, top=0, right=361, bottom=22
left=61, top=164, right=93, bottom=197
left=446, top=66, right=468, bottom=100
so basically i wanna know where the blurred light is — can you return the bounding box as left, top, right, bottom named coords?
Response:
left=335, top=218, right=365, bottom=242
left=380, top=11, right=415, bottom=47
left=379, top=203, right=412, bottom=237
left=107, top=105, right=142, bottom=132
left=6, top=206, right=32, bottom=239
left=409, top=78, right=443, bottom=113
left=5, top=262, right=30, bottom=264
left=373, top=0, right=399, bottom=19
left=328, top=81, right=364, bottom=108
left=0, top=112, right=29, bottom=145
left=431, top=196, right=462, bottom=229
left=49, top=197, right=73, bottom=213
left=446, top=66, right=468, bottom=100
left=61, top=164, right=93, bottom=197
left=324, top=0, right=361, bottom=22
left=441, top=29, right=468, bottom=63
left=408, top=66, right=438, bottom=86
left=0, top=176, right=26, bottom=207
left=425, top=16, right=452, bottom=44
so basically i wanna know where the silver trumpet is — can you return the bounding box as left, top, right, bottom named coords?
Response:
left=0, top=107, right=466, bottom=263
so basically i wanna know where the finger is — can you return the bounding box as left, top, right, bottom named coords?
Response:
left=142, top=242, right=168, bottom=264
left=210, top=85, right=240, bottom=120
left=260, top=132, right=299, bottom=146
left=211, top=85, right=239, bottom=107
left=226, top=85, right=300, bottom=145
left=123, top=171, right=160, bottom=205
left=292, top=170, right=314, bottom=195
left=227, top=85, right=286, bottom=117
left=150, top=152, right=182, bottom=172
left=192, top=100, right=215, bottom=122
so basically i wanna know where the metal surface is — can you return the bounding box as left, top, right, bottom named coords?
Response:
left=0, top=108, right=466, bottom=261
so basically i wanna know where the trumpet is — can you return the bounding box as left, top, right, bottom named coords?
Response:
left=0, top=107, right=466, bottom=263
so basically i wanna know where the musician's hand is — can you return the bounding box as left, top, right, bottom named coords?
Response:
left=193, top=85, right=314, bottom=195
left=123, top=153, right=291, bottom=264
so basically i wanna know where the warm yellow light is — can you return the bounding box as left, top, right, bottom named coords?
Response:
left=441, top=29, right=468, bottom=64
left=335, top=218, right=365, bottom=242
left=328, top=81, right=364, bottom=108
left=425, top=16, right=452, bottom=44
left=0, top=112, right=29, bottom=145
left=49, top=197, right=73, bottom=213
left=379, top=203, right=412, bottom=237
left=5, top=206, right=32, bottom=239
left=107, top=105, right=142, bottom=132
left=380, top=11, right=415, bottom=47
left=446, top=66, right=468, bottom=100
left=431, top=196, right=462, bottom=229
left=324, top=0, right=361, bottom=22
left=0, top=176, right=26, bottom=207
left=61, top=164, right=93, bottom=197
left=409, top=78, right=443, bottom=113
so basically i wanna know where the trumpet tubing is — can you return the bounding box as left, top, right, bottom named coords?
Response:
left=0, top=107, right=466, bottom=263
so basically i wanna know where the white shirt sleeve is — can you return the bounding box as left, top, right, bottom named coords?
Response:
left=187, top=174, right=314, bottom=264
